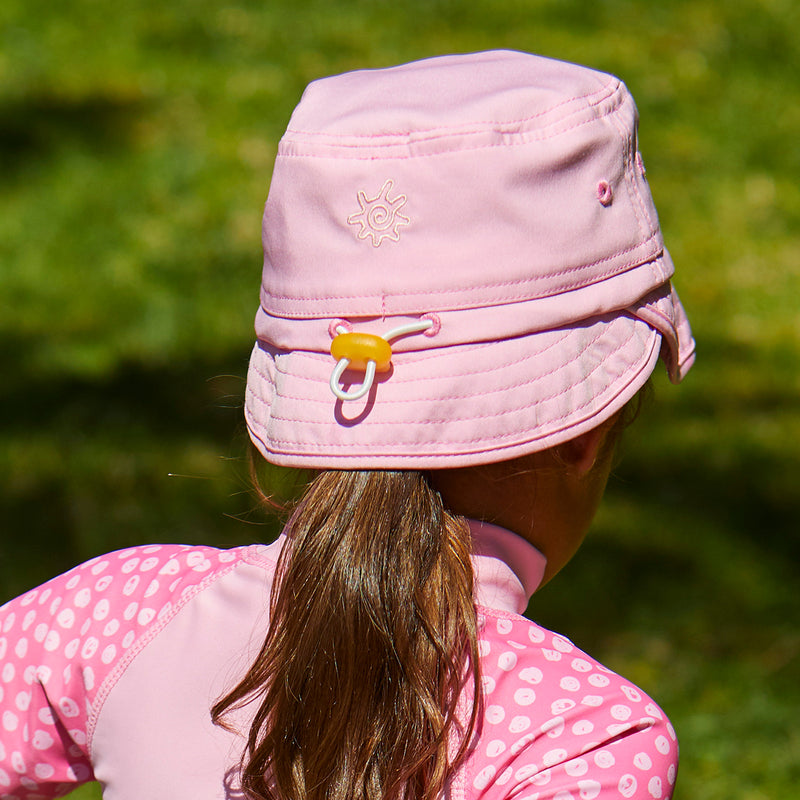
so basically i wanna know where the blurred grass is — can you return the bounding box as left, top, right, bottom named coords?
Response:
left=1, top=1, right=799, bottom=798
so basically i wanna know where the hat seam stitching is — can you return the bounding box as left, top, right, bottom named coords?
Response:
left=258, top=238, right=663, bottom=310
left=248, top=349, right=638, bottom=441
left=604, top=99, right=645, bottom=241
left=254, top=326, right=578, bottom=375
left=606, top=100, right=650, bottom=242
left=247, top=322, right=638, bottom=404
left=251, top=326, right=582, bottom=381
left=244, top=335, right=655, bottom=450
left=277, top=108, right=622, bottom=158
left=283, top=78, right=621, bottom=143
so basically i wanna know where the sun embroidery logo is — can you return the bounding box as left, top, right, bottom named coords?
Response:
left=347, top=180, right=410, bottom=247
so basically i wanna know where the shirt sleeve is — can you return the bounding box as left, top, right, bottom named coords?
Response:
left=0, top=544, right=238, bottom=799
left=470, top=611, right=679, bottom=800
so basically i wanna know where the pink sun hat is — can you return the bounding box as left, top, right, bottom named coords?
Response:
left=245, top=50, right=695, bottom=469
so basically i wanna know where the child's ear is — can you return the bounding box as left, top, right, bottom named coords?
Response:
left=557, top=424, right=609, bottom=476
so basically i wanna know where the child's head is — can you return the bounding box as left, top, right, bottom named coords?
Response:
left=244, top=50, right=695, bottom=472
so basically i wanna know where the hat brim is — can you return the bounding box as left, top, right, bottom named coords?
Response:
left=245, top=311, right=668, bottom=470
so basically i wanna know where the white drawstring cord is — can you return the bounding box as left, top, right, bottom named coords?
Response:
left=381, top=319, right=434, bottom=341
left=329, top=318, right=434, bottom=402
left=329, top=358, right=377, bottom=401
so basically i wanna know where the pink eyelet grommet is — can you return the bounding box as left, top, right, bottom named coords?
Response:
left=597, top=180, right=613, bottom=207
left=420, top=313, right=441, bottom=337
left=328, top=319, right=352, bottom=339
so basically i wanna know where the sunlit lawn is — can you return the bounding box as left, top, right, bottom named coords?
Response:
left=1, top=1, right=799, bottom=798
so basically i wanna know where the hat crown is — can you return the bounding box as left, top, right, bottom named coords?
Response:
left=260, top=51, right=667, bottom=323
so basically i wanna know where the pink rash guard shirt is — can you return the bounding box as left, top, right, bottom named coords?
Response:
left=0, top=521, right=678, bottom=800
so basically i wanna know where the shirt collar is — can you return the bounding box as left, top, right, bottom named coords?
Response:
left=469, top=519, right=547, bottom=614
left=258, top=518, right=546, bottom=616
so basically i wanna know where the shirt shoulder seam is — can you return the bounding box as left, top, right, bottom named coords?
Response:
left=85, top=554, right=249, bottom=756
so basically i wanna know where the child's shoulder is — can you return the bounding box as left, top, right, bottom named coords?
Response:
left=0, top=543, right=260, bottom=686
left=4, top=542, right=249, bottom=615
left=0, top=542, right=273, bottom=798
left=470, top=608, right=678, bottom=799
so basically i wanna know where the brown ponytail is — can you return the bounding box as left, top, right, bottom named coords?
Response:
left=212, top=470, right=481, bottom=800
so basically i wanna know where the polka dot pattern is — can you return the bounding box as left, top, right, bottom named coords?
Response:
left=1, top=529, right=677, bottom=800
left=0, top=544, right=241, bottom=799
left=469, top=610, right=677, bottom=800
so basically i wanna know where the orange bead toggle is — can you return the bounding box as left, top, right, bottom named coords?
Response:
left=330, top=332, right=393, bottom=373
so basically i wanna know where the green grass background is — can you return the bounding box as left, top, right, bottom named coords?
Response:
left=1, top=1, right=798, bottom=798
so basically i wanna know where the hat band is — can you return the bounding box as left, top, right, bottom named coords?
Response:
left=255, top=253, right=675, bottom=353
